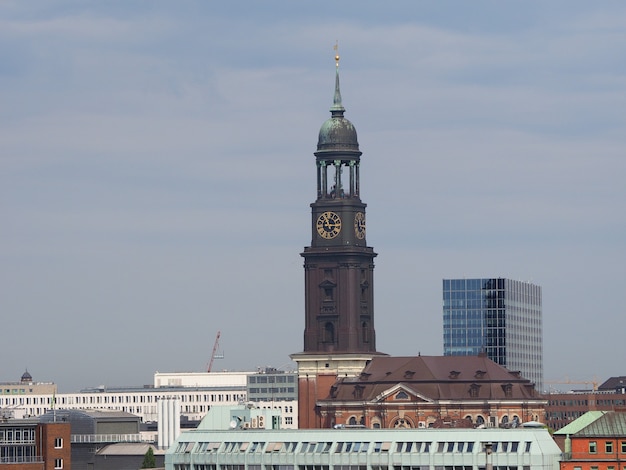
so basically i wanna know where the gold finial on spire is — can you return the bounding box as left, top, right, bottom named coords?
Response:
left=334, top=40, right=340, bottom=67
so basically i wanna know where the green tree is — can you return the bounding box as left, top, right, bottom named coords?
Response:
left=141, top=446, right=156, bottom=468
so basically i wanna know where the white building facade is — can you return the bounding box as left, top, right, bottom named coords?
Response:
left=0, top=371, right=298, bottom=429
left=165, top=427, right=562, bottom=470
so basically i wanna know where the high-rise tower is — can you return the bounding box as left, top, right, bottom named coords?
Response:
left=291, top=53, right=383, bottom=428
left=443, top=278, right=544, bottom=391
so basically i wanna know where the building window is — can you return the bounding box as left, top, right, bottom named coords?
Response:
left=54, top=458, right=63, bottom=469
left=392, top=417, right=412, bottom=428
left=606, top=441, right=614, bottom=453
left=324, top=323, right=335, bottom=343
left=362, top=322, right=370, bottom=343
left=54, top=437, right=63, bottom=448
left=621, top=441, right=626, bottom=453
left=324, top=288, right=333, bottom=300
left=589, top=441, right=597, bottom=453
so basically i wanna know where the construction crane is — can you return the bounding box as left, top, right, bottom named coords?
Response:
left=545, top=377, right=598, bottom=392
left=207, top=331, right=224, bottom=373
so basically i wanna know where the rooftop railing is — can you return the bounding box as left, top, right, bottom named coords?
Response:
left=71, top=433, right=153, bottom=444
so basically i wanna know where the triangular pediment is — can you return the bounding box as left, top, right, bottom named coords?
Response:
left=373, top=383, right=433, bottom=404
left=319, top=279, right=337, bottom=288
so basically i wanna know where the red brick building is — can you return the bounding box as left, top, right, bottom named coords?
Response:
left=314, top=354, right=546, bottom=429
left=555, top=410, right=626, bottom=470
left=0, top=420, right=71, bottom=469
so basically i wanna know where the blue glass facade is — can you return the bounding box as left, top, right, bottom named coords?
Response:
left=443, top=278, right=543, bottom=391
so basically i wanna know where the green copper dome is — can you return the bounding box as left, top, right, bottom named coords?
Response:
left=317, top=115, right=359, bottom=151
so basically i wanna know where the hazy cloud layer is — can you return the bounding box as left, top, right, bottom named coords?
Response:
left=2, top=1, right=625, bottom=392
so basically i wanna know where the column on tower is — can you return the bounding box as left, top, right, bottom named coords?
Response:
left=316, top=159, right=360, bottom=200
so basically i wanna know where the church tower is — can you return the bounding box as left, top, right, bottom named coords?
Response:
left=291, top=52, right=384, bottom=428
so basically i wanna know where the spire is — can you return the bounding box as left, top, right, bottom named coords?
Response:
left=331, top=42, right=345, bottom=116
left=316, top=43, right=360, bottom=153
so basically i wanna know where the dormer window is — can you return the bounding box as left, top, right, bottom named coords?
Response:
left=353, top=385, right=364, bottom=399
left=469, top=383, right=481, bottom=398
left=404, top=370, right=415, bottom=379
left=449, top=371, right=460, bottom=379
left=502, top=383, right=513, bottom=398
left=474, top=370, right=486, bottom=379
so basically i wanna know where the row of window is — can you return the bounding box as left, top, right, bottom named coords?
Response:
left=0, top=428, right=35, bottom=442
left=573, top=466, right=622, bottom=470
left=0, top=392, right=248, bottom=407
left=176, top=440, right=533, bottom=455
left=0, top=445, right=37, bottom=459
left=444, top=278, right=506, bottom=291
left=176, top=465, right=532, bottom=470
left=588, top=441, right=626, bottom=454
left=1, top=389, right=30, bottom=395
left=443, top=299, right=506, bottom=309
left=249, top=388, right=296, bottom=394
left=249, top=376, right=296, bottom=384
left=0, top=446, right=62, bottom=468
left=443, top=278, right=540, bottom=295
left=547, top=411, right=585, bottom=421
left=0, top=432, right=62, bottom=449
left=547, top=398, right=625, bottom=407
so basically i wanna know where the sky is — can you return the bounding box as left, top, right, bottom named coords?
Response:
left=2, top=1, right=625, bottom=393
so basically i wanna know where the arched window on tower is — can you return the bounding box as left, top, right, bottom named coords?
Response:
left=362, top=322, right=370, bottom=343
left=324, top=322, right=335, bottom=343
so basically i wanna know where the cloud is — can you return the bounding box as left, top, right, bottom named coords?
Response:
left=1, top=1, right=625, bottom=391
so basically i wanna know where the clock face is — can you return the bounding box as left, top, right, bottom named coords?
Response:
left=354, top=212, right=366, bottom=239
left=316, top=211, right=342, bottom=239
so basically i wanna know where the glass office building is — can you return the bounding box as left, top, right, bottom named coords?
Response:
left=443, top=278, right=543, bottom=391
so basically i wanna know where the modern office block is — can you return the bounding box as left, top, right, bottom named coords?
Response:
left=443, top=278, right=543, bottom=391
